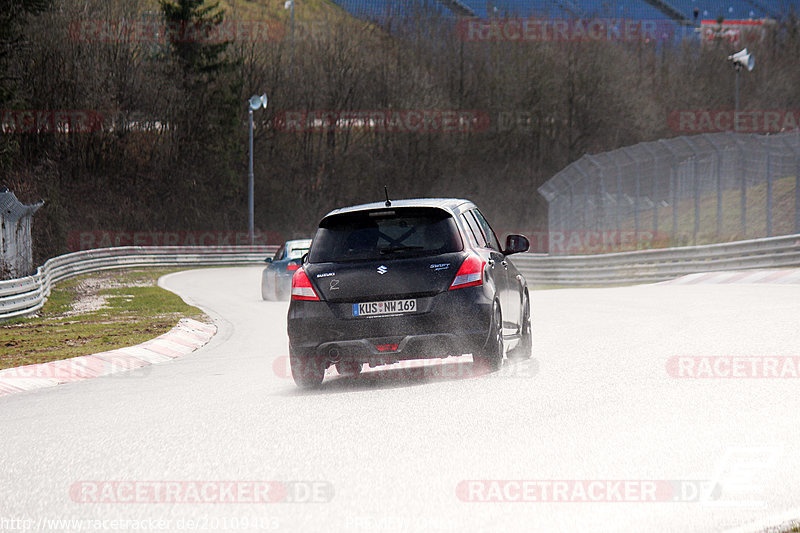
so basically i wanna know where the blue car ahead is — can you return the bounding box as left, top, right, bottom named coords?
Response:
left=261, top=239, right=313, bottom=301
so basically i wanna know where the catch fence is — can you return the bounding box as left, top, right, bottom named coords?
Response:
left=538, top=131, right=800, bottom=254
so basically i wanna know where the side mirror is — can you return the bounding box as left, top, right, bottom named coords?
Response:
left=503, top=234, right=530, bottom=255
left=265, top=257, right=273, bottom=263
left=301, top=253, right=309, bottom=264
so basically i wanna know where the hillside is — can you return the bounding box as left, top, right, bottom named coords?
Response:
left=3, top=0, right=800, bottom=268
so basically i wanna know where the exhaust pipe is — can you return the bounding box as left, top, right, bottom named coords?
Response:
left=327, top=346, right=341, bottom=363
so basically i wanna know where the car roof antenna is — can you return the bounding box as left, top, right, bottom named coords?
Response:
left=384, top=186, right=392, bottom=207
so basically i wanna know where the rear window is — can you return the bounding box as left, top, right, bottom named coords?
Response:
left=286, top=244, right=310, bottom=260
left=308, top=207, right=463, bottom=263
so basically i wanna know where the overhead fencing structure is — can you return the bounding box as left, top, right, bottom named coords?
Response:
left=0, top=246, right=276, bottom=321
left=2, top=236, right=799, bottom=319
left=538, top=131, right=800, bottom=254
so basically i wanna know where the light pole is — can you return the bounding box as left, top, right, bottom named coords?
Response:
left=248, top=94, right=268, bottom=245
left=728, top=48, right=754, bottom=116
left=284, top=0, right=295, bottom=66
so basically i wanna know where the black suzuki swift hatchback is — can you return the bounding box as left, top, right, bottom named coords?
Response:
left=287, top=198, right=531, bottom=388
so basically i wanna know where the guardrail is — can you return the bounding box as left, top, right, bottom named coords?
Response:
left=513, top=233, right=800, bottom=286
left=0, top=246, right=276, bottom=321
left=3, top=234, right=799, bottom=320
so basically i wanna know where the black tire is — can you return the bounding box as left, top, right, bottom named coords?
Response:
left=290, top=349, right=325, bottom=388
left=277, top=281, right=290, bottom=301
left=335, top=361, right=363, bottom=377
left=474, top=303, right=503, bottom=371
left=261, top=281, right=272, bottom=301
left=509, top=293, right=532, bottom=360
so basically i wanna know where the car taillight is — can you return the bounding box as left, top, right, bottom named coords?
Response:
left=286, top=264, right=301, bottom=271
left=291, top=269, right=320, bottom=301
left=449, top=255, right=485, bottom=290
left=376, top=344, right=399, bottom=352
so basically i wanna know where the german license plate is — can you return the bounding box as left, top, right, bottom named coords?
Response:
left=353, top=299, right=417, bottom=317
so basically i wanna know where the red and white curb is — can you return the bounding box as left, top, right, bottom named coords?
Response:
left=0, top=318, right=216, bottom=398
left=657, top=268, right=800, bottom=285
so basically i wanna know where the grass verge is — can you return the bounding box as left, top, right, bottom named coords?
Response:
left=0, top=269, right=205, bottom=370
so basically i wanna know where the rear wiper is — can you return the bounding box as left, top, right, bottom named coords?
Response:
left=379, top=246, right=424, bottom=254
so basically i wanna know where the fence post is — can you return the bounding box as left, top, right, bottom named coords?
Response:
left=613, top=158, right=623, bottom=236
left=567, top=179, right=574, bottom=234
left=767, top=132, right=797, bottom=235
left=641, top=143, right=659, bottom=237
left=694, top=155, right=700, bottom=243
left=658, top=139, right=680, bottom=245
left=585, top=154, right=605, bottom=235
left=704, top=134, right=724, bottom=238
left=766, top=140, right=773, bottom=237
left=574, top=162, right=591, bottom=233
left=734, top=137, right=747, bottom=237
left=793, top=133, right=800, bottom=234
left=679, top=137, right=702, bottom=244
left=620, top=148, right=640, bottom=239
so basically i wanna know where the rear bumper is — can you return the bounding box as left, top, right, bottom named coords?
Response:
left=287, top=286, right=493, bottom=362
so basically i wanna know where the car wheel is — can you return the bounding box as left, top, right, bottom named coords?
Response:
left=289, top=348, right=325, bottom=388
left=277, top=284, right=289, bottom=301
left=509, top=293, right=532, bottom=360
left=336, top=361, right=363, bottom=377
left=474, top=303, right=503, bottom=371
left=261, top=278, right=273, bottom=301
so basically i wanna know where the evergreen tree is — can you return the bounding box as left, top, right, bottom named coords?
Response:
left=158, top=0, right=244, bottom=224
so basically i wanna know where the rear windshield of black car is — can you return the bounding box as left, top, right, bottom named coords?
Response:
left=308, top=207, right=464, bottom=263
